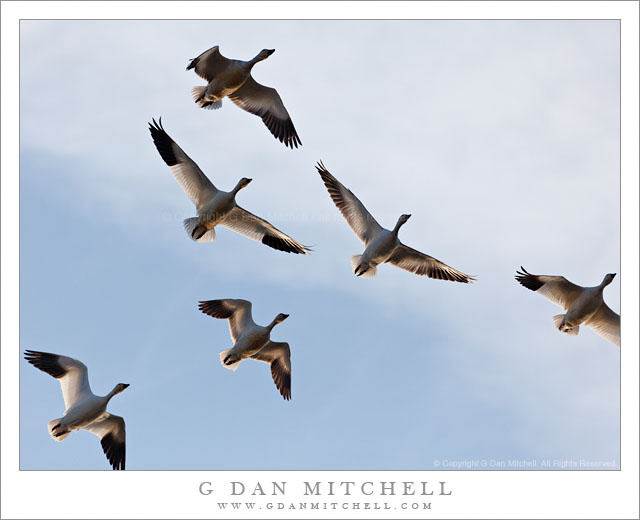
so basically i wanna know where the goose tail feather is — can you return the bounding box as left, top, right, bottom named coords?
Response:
left=48, top=418, right=70, bottom=442
left=351, top=255, right=377, bottom=278
left=219, top=349, right=241, bottom=371
left=191, top=87, right=222, bottom=110
left=553, top=314, right=579, bottom=336
left=184, top=218, right=216, bottom=242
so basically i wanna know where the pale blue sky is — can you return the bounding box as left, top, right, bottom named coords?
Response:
left=20, top=20, right=620, bottom=470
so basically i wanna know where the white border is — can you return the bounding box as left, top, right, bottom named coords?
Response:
left=2, top=2, right=638, bottom=519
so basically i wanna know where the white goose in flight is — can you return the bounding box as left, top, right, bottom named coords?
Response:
left=149, top=119, right=310, bottom=254
left=515, top=268, right=620, bottom=347
left=24, top=350, right=128, bottom=470
left=187, top=45, right=301, bottom=148
left=198, top=299, right=292, bottom=400
left=316, top=162, right=475, bottom=282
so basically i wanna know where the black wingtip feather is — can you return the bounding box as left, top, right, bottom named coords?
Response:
left=271, top=359, right=291, bottom=401
left=515, top=267, right=544, bottom=291
left=261, top=113, right=301, bottom=149
left=315, top=161, right=336, bottom=183
left=198, top=300, right=235, bottom=319
left=261, top=234, right=308, bottom=254
left=148, top=118, right=179, bottom=167
left=24, top=350, right=68, bottom=379
left=101, top=432, right=125, bottom=470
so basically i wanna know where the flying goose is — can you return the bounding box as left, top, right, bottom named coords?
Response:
left=187, top=45, right=301, bottom=148
left=515, top=267, right=620, bottom=347
left=198, top=299, right=292, bottom=400
left=316, top=162, right=475, bottom=282
left=24, top=350, right=128, bottom=470
left=149, top=119, right=310, bottom=254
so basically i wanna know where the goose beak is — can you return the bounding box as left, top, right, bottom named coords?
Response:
left=122, top=384, right=130, bottom=389
left=266, top=49, right=275, bottom=56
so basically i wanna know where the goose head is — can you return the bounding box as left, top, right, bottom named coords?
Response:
left=256, top=48, right=275, bottom=61
left=601, top=273, right=616, bottom=287
left=274, top=313, right=289, bottom=324
left=233, top=177, right=253, bottom=194
left=237, top=177, right=253, bottom=189
left=268, top=313, right=289, bottom=330
left=249, top=49, right=275, bottom=65
left=393, top=213, right=411, bottom=232
left=115, top=383, right=130, bottom=394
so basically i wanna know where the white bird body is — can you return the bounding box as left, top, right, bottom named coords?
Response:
left=316, top=162, right=475, bottom=283
left=226, top=324, right=272, bottom=361
left=562, top=285, right=606, bottom=330
left=195, top=181, right=244, bottom=231
left=515, top=268, right=620, bottom=347
left=200, top=59, right=252, bottom=102
left=24, top=350, right=128, bottom=469
left=59, top=393, right=111, bottom=431
left=186, top=46, right=302, bottom=148
left=149, top=119, right=310, bottom=253
left=357, top=228, right=400, bottom=275
left=198, top=299, right=292, bottom=400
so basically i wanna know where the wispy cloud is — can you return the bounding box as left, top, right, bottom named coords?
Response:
left=20, top=20, right=620, bottom=469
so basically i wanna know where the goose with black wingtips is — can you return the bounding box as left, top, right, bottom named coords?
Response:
left=24, top=350, right=128, bottom=470
left=316, top=162, right=475, bottom=283
left=149, top=119, right=310, bottom=254
left=186, top=45, right=301, bottom=148
left=515, top=268, right=620, bottom=347
left=198, top=299, right=292, bottom=401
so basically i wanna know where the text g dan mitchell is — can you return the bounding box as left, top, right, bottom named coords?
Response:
left=198, top=480, right=452, bottom=497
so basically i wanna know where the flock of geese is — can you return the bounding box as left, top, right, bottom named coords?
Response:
left=24, top=45, right=620, bottom=470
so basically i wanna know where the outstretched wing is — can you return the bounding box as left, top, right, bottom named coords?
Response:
left=198, top=299, right=256, bottom=343
left=148, top=118, right=217, bottom=208
left=82, top=413, right=126, bottom=470
left=24, top=350, right=93, bottom=411
left=316, top=162, right=383, bottom=245
left=585, top=303, right=621, bottom=347
left=228, top=76, right=301, bottom=148
left=186, top=45, right=231, bottom=81
left=515, top=267, right=584, bottom=310
left=222, top=206, right=310, bottom=254
left=387, top=244, right=475, bottom=283
left=250, top=341, right=291, bottom=401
